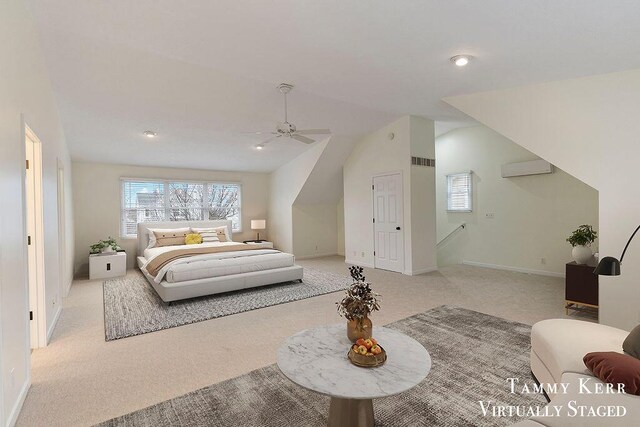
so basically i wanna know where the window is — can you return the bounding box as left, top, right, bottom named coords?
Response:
left=121, top=179, right=241, bottom=237
left=446, top=172, right=472, bottom=212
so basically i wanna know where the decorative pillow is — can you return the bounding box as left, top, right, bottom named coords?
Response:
left=153, top=229, right=191, bottom=247
left=191, top=227, right=220, bottom=243
left=214, top=226, right=229, bottom=242
left=185, top=233, right=203, bottom=245
left=623, top=324, right=640, bottom=359
left=147, top=227, right=191, bottom=249
left=583, top=351, right=640, bottom=395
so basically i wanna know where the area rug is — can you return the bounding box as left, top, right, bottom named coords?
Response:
left=97, top=306, right=545, bottom=426
left=103, top=268, right=351, bottom=341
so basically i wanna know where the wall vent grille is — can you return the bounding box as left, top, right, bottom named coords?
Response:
left=411, top=156, right=435, bottom=167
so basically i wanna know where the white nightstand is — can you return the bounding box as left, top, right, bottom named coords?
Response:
left=243, top=241, right=274, bottom=249
left=89, top=252, right=127, bottom=280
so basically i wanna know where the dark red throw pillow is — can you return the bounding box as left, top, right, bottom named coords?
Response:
left=584, top=351, right=640, bottom=396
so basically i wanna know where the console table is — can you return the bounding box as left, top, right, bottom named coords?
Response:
left=565, top=260, right=598, bottom=314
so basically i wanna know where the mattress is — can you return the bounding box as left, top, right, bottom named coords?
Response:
left=142, top=241, right=295, bottom=283
left=165, top=251, right=295, bottom=283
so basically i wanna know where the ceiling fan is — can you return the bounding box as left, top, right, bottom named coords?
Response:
left=246, top=83, right=331, bottom=146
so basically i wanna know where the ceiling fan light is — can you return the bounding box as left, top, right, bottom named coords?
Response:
left=143, top=130, right=157, bottom=138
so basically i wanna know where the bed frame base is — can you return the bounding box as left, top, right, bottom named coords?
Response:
left=140, top=264, right=304, bottom=302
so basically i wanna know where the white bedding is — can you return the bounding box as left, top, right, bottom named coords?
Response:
left=141, top=242, right=294, bottom=284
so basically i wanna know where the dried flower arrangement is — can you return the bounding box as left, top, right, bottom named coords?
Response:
left=337, top=266, right=381, bottom=321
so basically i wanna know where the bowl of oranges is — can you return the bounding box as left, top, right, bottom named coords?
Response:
left=347, top=337, right=387, bottom=367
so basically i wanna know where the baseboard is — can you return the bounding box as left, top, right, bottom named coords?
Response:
left=462, top=260, right=565, bottom=278
left=47, top=305, right=62, bottom=344
left=7, top=375, right=30, bottom=427
left=344, top=259, right=375, bottom=269
left=407, top=266, right=438, bottom=276
left=296, top=252, right=338, bottom=260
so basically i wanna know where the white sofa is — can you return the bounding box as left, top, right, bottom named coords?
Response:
left=512, top=319, right=640, bottom=426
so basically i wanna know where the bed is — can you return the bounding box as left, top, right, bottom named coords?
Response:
left=136, top=220, right=303, bottom=302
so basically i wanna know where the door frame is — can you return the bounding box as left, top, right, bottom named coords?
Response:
left=24, top=124, right=47, bottom=348
left=372, top=170, right=405, bottom=273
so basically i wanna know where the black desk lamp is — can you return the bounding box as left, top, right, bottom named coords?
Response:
left=594, top=225, right=640, bottom=276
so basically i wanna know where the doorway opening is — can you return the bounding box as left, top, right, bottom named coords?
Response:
left=25, top=125, right=47, bottom=348
left=57, top=159, right=69, bottom=297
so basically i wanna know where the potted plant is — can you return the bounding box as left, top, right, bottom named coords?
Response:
left=337, top=266, right=380, bottom=342
left=90, top=237, right=119, bottom=254
left=567, top=225, right=598, bottom=264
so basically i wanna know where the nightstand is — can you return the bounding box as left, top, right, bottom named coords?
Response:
left=243, top=240, right=274, bottom=249
left=89, top=252, right=126, bottom=280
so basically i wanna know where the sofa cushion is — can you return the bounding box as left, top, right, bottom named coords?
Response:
left=623, top=324, right=640, bottom=359
left=584, top=351, right=640, bottom=395
left=531, top=319, right=628, bottom=383
left=528, top=372, right=640, bottom=426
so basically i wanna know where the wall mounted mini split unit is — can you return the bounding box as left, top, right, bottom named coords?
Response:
left=501, top=159, right=553, bottom=178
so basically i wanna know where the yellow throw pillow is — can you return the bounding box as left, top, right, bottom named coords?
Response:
left=185, top=233, right=203, bottom=245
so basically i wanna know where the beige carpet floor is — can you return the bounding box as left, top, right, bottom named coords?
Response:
left=16, top=257, right=594, bottom=426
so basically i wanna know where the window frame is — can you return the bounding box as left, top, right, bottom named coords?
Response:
left=120, top=178, right=243, bottom=238
left=446, top=172, right=473, bottom=213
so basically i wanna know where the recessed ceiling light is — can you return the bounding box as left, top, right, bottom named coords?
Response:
left=450, top=55, right=472, bottom=67
left=143, top=130, right=157, bottom=138
left=255, top=144, right=264, bottom=150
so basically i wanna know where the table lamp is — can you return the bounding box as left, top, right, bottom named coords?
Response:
left=594, top=225, right=640, bottom=276
left=251, top=219, right=266, bottom=242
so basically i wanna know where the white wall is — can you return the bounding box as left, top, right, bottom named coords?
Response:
left=409, top=116, right=438, bottom=274
left=445, top=69, right=640, bottom=330
left=0, top=1, right=74, bottom=424
left=436, top=126, right=599, bottom=276
left=343, top=115, right=437, bottom=274
left=72, top=162, right=269, bottom=271
left=292, top=204, right=338, bottom=258
left=268, top=139, right=328, bottom=254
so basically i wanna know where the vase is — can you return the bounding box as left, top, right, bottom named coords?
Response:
left=347, top=317, right=372, bottom=342
left=572, top=245, right=593, bottom=265
left=102, top=247, right=115, bottom=254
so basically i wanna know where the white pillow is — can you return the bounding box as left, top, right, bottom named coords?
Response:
left=214, top=226, right=232, bottom=242
left=146, top=227, right=191, bottom=249
left=191, top=227, right=220, bottom=243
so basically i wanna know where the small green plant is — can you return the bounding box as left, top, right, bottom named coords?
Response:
left=566, top=225, right=598, bottom=247
left=90, top=237, right=118, bottom=254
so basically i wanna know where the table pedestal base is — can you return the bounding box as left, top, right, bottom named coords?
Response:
left=328, top=397, right=373, bottom=427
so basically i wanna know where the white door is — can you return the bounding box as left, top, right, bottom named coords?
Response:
left=373, top=173, right=404, bottom=273
left=25, top=127, right=46, bottom=348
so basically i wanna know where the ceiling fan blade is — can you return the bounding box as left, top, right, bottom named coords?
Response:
left=292, top=134, right=315, bottom=144
left=295, top=129, right=331, bottom=135
left=241, top=131, right=279, bottom=136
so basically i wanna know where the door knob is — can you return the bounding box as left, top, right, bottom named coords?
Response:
left=396, top=226, right=401, bottom=230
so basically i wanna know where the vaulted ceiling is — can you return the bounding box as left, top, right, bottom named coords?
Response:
left=29, top=0, right=640, bottom=172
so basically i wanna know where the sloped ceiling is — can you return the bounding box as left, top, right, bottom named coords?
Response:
left=29, top=0, right=640, bottom=172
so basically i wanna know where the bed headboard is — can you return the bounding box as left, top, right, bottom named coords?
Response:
left=136, top=220, right=233, bottom=256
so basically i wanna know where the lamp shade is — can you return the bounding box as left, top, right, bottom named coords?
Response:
left=251, top=219, right=266, bottom=230
left=594, top=256, right=621, bottom=276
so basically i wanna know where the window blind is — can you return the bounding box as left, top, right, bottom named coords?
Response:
left=446, top=172, right=472, bottom=212
left=120, top=179, right=241, bottom=237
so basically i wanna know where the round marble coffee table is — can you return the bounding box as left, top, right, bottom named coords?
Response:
left=277, top=324, right=431, bottom=427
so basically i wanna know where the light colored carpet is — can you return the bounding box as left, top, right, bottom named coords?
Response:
left=97, top=306, right=545, bottom=426
left=18, top=258, right=594, bottom=427
left=103, top=268, right=351, bottom=340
